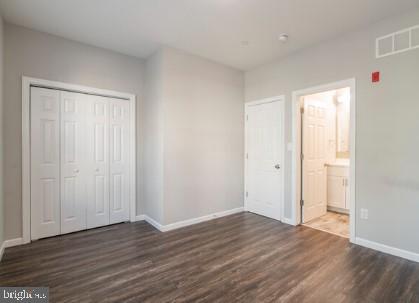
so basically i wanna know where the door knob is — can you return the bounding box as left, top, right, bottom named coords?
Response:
left=74, top=169, right=79, bottom=173
left=95, top=168, right=99, bottom=172
left=275, top=164, right=280, bottom=169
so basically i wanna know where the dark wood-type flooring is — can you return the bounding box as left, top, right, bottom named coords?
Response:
left=1, top=212, right=419, bottom=303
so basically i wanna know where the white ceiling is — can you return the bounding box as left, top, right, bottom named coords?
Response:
left=0, top=0, right=418, bottom=70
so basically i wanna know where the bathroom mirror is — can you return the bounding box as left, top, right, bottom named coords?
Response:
left=335, top=88, right=350, bottom=157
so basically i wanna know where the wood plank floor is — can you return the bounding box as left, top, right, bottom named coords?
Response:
left=1, top=212, right=419, bottom=303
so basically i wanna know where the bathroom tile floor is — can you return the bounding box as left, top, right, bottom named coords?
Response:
left=304, top=211, right=349, bottom=238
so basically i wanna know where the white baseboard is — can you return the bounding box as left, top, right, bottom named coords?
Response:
left=143, top=215, right=164, bottom=231
left=4, top=238, right=24, bottom=248
left=141, top=207, right=244, bottom=232
left=134, top=215, right=146, bottom=222
left=355, top=237, right=419, bottom=263
left=0, top=238, right=24, bottom=261
left=281, top=217, right=297, bottom=226
left=135, top=214, right=163, bottom=231
left=244, top=208, right=297, bottom=226
left=162, top=207, right=244, bottom=232
left=327, top=206, right=349, bottom=215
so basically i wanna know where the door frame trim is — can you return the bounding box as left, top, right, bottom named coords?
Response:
left=291, top=78, right=356, bottom=243
left=244, top=96, right=285, bottom=222
left=22, top=76, right=137, bottom=244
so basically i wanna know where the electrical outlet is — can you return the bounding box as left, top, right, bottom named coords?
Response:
left=360, top=208, right=369, bottom=220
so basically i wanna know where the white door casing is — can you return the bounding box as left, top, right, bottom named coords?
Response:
left=245, top=98, right=284, bottom=221
left=86, top=95, right=110, bottom=228
left=30, top=87, right=61, bottom=240
left=291, top=79, right=355, bottom=243
left=302, top=97, right=328, bottom=223
left=109, top=98, right=130, bottom=224
left=60, top=91, right=88, bottom=234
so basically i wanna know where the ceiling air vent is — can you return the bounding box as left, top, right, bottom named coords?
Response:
left=376, top=25, right=419, bottom=58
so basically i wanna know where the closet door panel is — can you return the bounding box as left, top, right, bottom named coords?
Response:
left=31, top=87, right=132, bottom=239
left=109, top=99, right=130, bottom=224
left=60, top=91, right=87, bottom=234
left=86, top=96, right=110, bottom=228
left=31, top=87, right=61, bottom=240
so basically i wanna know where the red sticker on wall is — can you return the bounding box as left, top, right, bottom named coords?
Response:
left=372, top=71, right=380, bottom=83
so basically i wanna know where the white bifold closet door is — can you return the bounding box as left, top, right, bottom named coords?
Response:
left=85, top=95, right=110, bottom=229
left=31, top=87, right=131, bottom=240
left=31, top=87, right=61, bottom=240
left=109, top=99, right=130, bottom=224
left=60, top=91, right=88, bottom=234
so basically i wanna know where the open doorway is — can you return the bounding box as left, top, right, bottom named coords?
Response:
left=292, top=79, right=355, bottom=241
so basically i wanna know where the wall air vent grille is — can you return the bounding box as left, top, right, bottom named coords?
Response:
left=376, top=25, right=419, bottom=58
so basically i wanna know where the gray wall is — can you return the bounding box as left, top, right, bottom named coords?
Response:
left=144, top=47, right=244, bottom=225
left=0, top=14, right=4, bottom=249
left=143, top=51, right=164, bottom=223
left=4, top=24, right=145, bottom=240
left=4, top=24, right=244, bottom=238
left=162, top=48, right=244, bottom=225
left=245, top=9, right=419, bottom=253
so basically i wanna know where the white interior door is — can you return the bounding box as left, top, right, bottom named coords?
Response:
left=31, top=87, right=61, bottom=240
left=302, top=98, right=328, bottom=223
left=86, top=95, right=110, bottom=228
left=109, top=98, right=130, bottom=224
left=245, top=100, right=283, bottom=221
left=60, top=91, right=87, bottom=234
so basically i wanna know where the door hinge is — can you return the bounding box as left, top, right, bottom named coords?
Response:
left=300, top=199, right=304, bottom=207
left=300, top=107, right=304, bottom=114
left=246, top=115, right=249, bottom=121
left=246, top=153, right=248, bottom=159
left=300, top=153, right=304, bottom=161
left=246, top=191, right=248, bottom=198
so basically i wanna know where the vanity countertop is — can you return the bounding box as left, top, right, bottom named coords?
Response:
left=326, top=159, right=350, bottom=167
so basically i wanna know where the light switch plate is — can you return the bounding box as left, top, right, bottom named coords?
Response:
left=360, top=208, right=369, bottom=220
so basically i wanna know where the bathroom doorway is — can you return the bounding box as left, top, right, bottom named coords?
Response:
left=291, top=79, right=355, bottom=241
